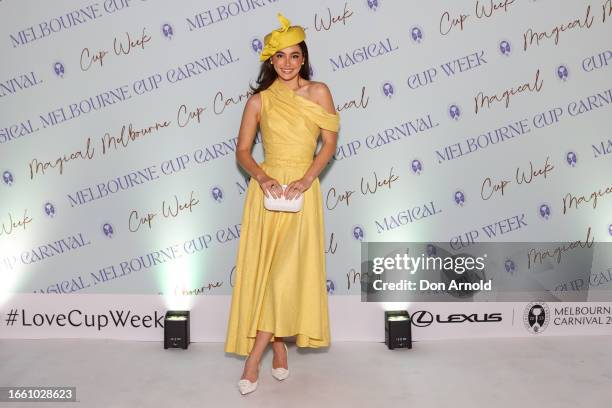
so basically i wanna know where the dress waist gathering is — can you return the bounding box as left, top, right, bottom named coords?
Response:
left=262, top=153, right=313, bottom=168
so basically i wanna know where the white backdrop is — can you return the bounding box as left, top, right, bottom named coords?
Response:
left=1, top=0, right=612, bottom=341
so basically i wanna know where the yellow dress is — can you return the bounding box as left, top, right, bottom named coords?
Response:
left=224, top=79, right=340, bottom=356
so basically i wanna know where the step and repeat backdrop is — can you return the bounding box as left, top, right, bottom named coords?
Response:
left=1, top=0, right=612, bottom=341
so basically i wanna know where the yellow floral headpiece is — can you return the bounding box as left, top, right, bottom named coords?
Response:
left=260, top=12, right=306, bottom=62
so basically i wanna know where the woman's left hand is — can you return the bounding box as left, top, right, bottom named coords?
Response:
left=284, top=176, right=313, bottom=199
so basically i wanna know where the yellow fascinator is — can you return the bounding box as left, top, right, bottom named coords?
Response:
left=260, top=12, right=306, bottom=62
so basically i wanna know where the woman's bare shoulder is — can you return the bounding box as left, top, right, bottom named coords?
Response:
left=307, top=80, right=331, bottom=92
left=307, top=81, right=332, bottom=100
left=244, top=92, right=262, bottom=113
left=306, top=81, right=334, bottom=109
left=247, top=91, right=262, bottom=105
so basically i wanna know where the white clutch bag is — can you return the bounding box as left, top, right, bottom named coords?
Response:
left=264, top=184, right=304, bottom=212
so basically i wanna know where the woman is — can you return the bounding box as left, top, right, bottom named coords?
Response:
left=224, top=12, right=340, bottom=395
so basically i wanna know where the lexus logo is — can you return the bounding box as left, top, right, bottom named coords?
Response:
left=411, top=310, right=435, bottom=327
left=410, top=310, right=503, bottom=327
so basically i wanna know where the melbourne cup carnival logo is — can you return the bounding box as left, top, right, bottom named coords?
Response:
left=102, top=222, right=115, bottom=238
left=326, top=279, right=335, bottom=294
left=211, top=186, right=224, bottom=203
left=381, top=80, right=395, bottom=99
left=504, top=258, right=516, bottom=275
left=53, top=61, right=65, bottom=78
left=366, top=0, right=379, bottom=12
left=565, top=151, right=578, bottom=167
left=250, top=37, right=263, bottom=55
left=556, top=65, right=569, bottom=81
left=410, top=158, right=423, bottom=175
left=453, top=190, right=466, bottom=207
left=538, top=203, right=552, bottom=220
left=410, top=26, right=423, bottom=44
left=161, top=23, right=174, bottom=39
left=2, top=170, right=14, bottom=186
left=499, top=40, right=512, bottom=56
left=352, top=225, right=365, bottom=241
left=608, top=224, right=612, bottom=237
left=523, top=302, right=550, bottom=334
left=43, top=202, right=56, bottom=218
left=448, top=104, right=461, bottom=120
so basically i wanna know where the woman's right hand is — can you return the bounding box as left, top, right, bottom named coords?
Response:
left=257, top=174, right=283, bottom=199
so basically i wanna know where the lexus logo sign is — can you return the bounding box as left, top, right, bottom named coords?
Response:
left=410, top=311, right=503, bottom=327
left=411, top=311, right=435, bottom=327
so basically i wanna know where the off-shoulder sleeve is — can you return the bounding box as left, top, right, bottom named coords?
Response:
left=268, top=79, right=341, bottom=132
left=307, top=107, right=340, bottom=132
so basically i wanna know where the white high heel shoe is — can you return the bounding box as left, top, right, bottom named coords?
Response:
left=271, top=343, right=289, bottom=381
left=238, top=360, right=261, bottom=395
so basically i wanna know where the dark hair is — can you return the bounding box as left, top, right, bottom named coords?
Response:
left=250, top=41, right=311, bottom=94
